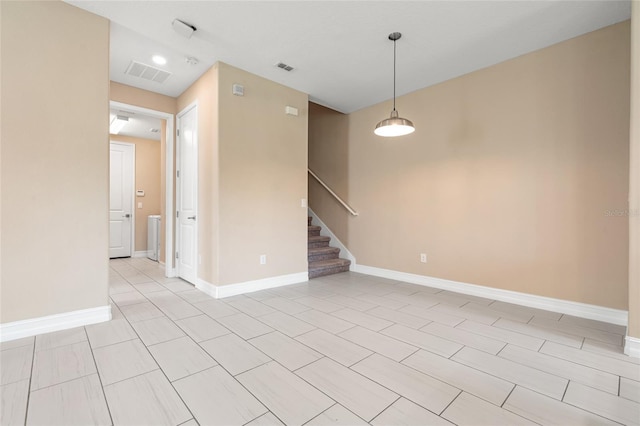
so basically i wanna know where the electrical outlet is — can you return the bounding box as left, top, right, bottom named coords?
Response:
left=420, top=253, right=427, bottom=263
left=260, top=254, right=267, bottom=265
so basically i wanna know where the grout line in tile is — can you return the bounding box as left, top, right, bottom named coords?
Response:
left=83, top=326, right=115, bottom=425
left=22, top=332, right=38, bottom=425
left=300, top=402, right=338, bottom=426
left=499, top=383, right=517, bottom=408
left=366, top=395, right=402, bottom=424
left=494, top=343, right=508, bottom=357
left=437, top=389, right=463, bottom=416
left=447, top=344, right=466, bottom=360
left=397, top=347, right=421, bottom=364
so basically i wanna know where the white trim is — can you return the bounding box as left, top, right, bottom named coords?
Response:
left=625, top=335, right=640, bottom=358
left=196, top=272, right=309, bottom=299
left=133, top=250, right=151, bottom=258
left=195, top=279, right=218, bottom=298
left=308, top=208, right=356, bottom=268
left=110, top=101, right=175, bottom=279
left=176, top=101, right=199, bottom=285
left=0, top=305, right=111, bottom=343
left=352, top=264, right=628, bottom=326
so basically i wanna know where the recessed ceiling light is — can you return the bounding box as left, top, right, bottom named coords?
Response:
left=152, top=55, right=167, bottom=65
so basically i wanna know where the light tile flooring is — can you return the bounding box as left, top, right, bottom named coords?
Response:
left=1, top=258, right=639, bottom=425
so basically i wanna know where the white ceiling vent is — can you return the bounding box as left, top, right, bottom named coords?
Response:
left=125, top=61, right=172, bottom=83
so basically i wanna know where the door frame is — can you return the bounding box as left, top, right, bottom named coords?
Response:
left=110, top=101, right=176, bottom=276
left=175, top=101, right=199, bottom=283
left=109, top=141, right=136, bottom=257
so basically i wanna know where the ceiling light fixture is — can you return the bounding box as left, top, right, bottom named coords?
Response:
left=374, top=32, right=415, bottom=137
left=172, top=19, right=196, bottom=39
left=110, top=115, right=129, bottom=134
left=152, top=55, right=167, bottom=65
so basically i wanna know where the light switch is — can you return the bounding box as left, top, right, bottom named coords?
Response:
left=138, top=202, right=143, bottom=209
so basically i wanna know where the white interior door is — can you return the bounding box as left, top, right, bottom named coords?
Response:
left=177, top=105, right=198, bottom=283
left=109, top=142, right=134, bottom=258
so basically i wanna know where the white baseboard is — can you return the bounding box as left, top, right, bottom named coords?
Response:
left=0, top=305, right=111, bottom=343
left=133, top=250, right=152, bottom=258
left=308, top=208, right=356, bottom=268
left=625, top=336, right=640, bottom=358
left=197, top=272, right=309, bottom=299
left=353, top=264, right=628, bottom=326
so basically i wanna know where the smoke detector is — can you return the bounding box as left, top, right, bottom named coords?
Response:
left=186, top=56, right=199, bottom=66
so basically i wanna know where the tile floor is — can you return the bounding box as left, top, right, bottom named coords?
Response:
left=1, top=257, right=639, bottom=425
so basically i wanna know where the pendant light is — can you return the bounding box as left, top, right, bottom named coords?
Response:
left=374, top=32, right=415, bottom=137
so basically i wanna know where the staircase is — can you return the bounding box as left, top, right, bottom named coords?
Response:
left=308, top=217, right=351, bottom=278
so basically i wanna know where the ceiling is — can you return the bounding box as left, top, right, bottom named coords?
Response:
left=110, top=108, right=162, bottom=141
left=67, top=1, right=630, bottom=114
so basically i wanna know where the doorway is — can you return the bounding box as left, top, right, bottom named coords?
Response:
left=109, top=101, right=175, bottom=275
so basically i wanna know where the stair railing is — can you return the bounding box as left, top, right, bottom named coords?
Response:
left=308, top=169, right=359, bottom=216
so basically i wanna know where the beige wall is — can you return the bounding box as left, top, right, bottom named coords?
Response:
left=310, top=22, right=630, bottom=310
left=217, top=62, right=309, bottom=285
left=629, top=5, right=640, bottom=338
left=1, top=1, right=110, bottom=322
left=177, top=62, right=308, bottom=286
left=177, top=65, right=220, bottom=283
left=109, top=135, right=161, bottom=252
left=110, top=82, right=176, bottom=264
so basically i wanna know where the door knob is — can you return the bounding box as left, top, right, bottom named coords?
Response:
left=187, top=216, right=196, bottom=220
left=124, top=214, right=131, bottom=218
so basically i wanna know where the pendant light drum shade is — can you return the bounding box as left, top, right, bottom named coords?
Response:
left=375, top=32, right=415, bottom=137
left=374, top=110, right=415, bottom=137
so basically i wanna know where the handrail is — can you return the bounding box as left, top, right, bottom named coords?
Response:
left=308, top=169, right=359, bottom=216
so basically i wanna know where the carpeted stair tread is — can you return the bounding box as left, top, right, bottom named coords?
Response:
left=308, top=225, right=322, bottom=237
left=308, top=246, right=340, bottom=262
left=308, top=258, right=351, bottom=278
left=308, top=235, right=331, bottom=249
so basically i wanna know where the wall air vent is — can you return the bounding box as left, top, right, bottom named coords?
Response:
left=125, top=60, right=172, bottom=83
left=276, top=62, right=294, bottom=72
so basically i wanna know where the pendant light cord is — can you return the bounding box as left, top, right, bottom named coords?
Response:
left=393, top=38, right=397, bottom=112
